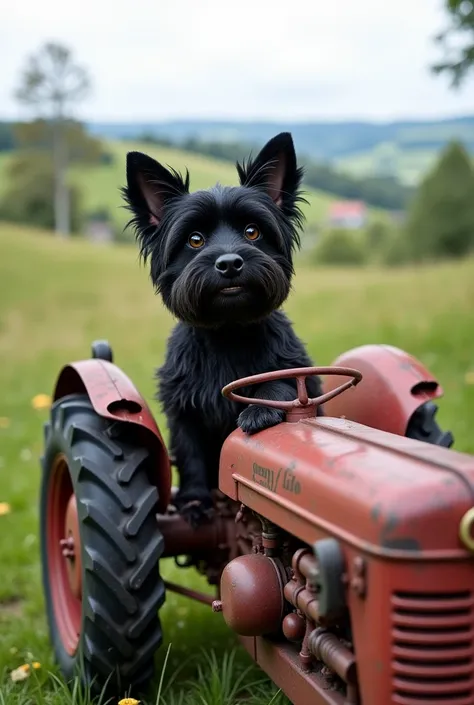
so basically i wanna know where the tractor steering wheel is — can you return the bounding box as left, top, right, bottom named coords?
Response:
left=222, top=366, right=362, bottom=421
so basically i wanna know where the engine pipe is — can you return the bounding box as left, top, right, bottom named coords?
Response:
left=308, top=628, right=357, bottom=686
left=284, top=549, right=323, bottom=624
left=156, top=512, right=227, bottom=558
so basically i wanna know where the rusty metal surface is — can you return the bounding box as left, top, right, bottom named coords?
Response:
left=322, top=344, right=443, bottom=436
left=282, top=612, right=306, bottom=642
left=216, top=344, right=474, bottom=705
left=238, top=635, right=348, bottom=705
left=229, top=528, right=474, bottom=704
left=219, top=414, right=474, bottom=558
left=217, top=553, right=285, bottom=636
left=235, top=560, right=474, bottom=705
left=53, top=359, right=171, bottom=512
left=47, top=453, right=81, bottom=657
left=163, top=580, right=215, bottom=606
left=222, top=366, right=362, bottom=422
left=284, top=559, right=321, bottom=625
left=349, top=557, right=474, bottom=704
left=157, top=511, right=227, bottom=557
left=308, top=629, right=357, bottom=687
left=206, top=515, right=358, bottom=702
left=63, top=495, right=82, bottom=600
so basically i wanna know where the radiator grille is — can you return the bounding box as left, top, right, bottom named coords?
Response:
left=391, top=590, right=474, bottom=705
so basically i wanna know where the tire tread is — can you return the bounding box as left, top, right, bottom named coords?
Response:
left=41, top=393, right=165, bottom=696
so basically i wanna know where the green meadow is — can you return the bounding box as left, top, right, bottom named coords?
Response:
left=0, top=222, right=473, bottom=704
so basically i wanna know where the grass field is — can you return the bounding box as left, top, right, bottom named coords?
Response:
left=335, top=144, right=474, bottom=187
left=334, top=147, right=438, bottom=186
left=0, top=222, right=473, bottom=704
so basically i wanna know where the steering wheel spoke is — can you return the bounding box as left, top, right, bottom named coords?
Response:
left=222, top=366, right=363, bottom=423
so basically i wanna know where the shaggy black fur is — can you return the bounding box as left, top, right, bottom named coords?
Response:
left=122, top=132, right=323, bottom=526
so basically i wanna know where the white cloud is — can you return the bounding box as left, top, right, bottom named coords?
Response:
left=0, top=0, right=472, bottom=121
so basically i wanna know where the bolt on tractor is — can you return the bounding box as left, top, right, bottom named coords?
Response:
left=39, top=340, right=474, bottom=705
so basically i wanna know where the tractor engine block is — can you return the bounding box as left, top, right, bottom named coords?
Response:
left=212, top=508, right=358, bottom=703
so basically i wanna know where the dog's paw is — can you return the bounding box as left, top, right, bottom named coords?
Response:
left=175, top=488, right=214, bottom=528
left=238, top=405, right=285, bottom=435
left=179, top=501, right=214, bottom=528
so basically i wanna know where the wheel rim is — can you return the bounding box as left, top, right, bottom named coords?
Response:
left=47, top=453, right=82, bottom=656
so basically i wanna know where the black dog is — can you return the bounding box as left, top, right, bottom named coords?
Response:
left=123, top=132, right=323, bottom=526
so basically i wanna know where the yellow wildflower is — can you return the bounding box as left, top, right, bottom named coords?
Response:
left=31, top=394, right=52, bottom=410
left=118, top=700, right=140, bottom=705
left=0, top=417, right=10, bottom=429
left=0, top=502, right=11, bottom=516
left=10, top=666, right=29, bottom=683
left=10, top=662, right=41, bottom=682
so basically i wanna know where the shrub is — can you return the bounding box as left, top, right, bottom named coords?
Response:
left=312, top=228, right=368, bottom=266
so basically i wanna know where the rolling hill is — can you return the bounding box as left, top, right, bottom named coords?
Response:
left=72, top=141, right=345, bottom=235
left=2, top=115, right=474, bottom=191
left=87, top=116, right=474, bottom=186
left=87, top=115, right=474, bottom=160
left=334, top=146, right=440, bottom=186
left=0, top=140, right=386, bottom=239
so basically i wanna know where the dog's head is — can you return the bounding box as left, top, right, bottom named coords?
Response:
left=122, top=132, right=306, bottom=327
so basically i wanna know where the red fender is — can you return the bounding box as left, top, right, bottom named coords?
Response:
left=53, top=359, right=171, bottom=513
left=322, top=344, right=444, bottom=436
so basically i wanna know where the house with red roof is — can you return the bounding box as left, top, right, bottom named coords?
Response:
left=328, top=200, right=368, bottom=230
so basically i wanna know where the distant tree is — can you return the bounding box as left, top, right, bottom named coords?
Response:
left=0, top=120, right=106, bottom=233
left=13, top=118, right=103, bottom=164
left=15, top=42, right=91, bottom=237
left=0, top=151, right=82, bottom=233
left=138, top=132, right=174, bottom=147
left=433, top=0, right=474, bottom=87
left=405, top=141, right=474, bottom=261
left=302, top=161, right=411, bottom=211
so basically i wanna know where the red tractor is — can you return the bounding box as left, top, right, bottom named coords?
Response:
left=40, top=341, right=474, bottom=705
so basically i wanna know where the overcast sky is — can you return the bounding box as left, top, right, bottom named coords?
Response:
left=1, top=0, right=473, bottom=123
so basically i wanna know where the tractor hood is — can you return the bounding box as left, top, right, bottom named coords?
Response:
left=219, top=416, right=474, bottom=558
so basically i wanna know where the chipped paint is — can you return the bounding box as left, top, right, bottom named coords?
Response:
left=219, top=406, right=474, bottom=559
left=52, top=359, right=172, bottom=512
left=382, top=537, right=421, bottom=551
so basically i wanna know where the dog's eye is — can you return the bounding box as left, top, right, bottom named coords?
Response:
left=188, top=232, right=205, bottom=249
left=244, top=224, right=261, bottom=241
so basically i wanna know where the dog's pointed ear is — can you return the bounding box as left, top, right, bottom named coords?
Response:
left=236, top=132, right=302, bottom=208
left=123, top=151, right=190, bottom=227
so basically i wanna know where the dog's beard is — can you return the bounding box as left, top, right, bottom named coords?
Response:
left=158, top=250, right=291, bottom=328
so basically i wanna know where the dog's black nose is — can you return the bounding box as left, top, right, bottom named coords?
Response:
left=215, top=254, right=244, bottom=278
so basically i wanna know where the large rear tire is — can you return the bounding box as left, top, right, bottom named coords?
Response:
left=40, top=393, right=165, bottom=696
left=406, top=400, right=454, bottom=448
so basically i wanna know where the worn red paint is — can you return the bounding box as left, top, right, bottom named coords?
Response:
left=219, top=378, right=474, bottom=704
left=46, top=454, right=81, bottom=656
left=222, top=366, right=362, bottom=422
left=322, top=344, right=443, bottom=436
left=53, top=359, right=171, bottom=512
